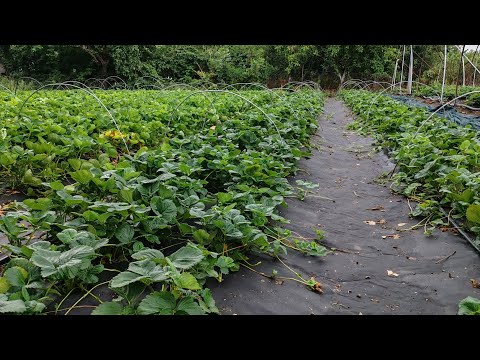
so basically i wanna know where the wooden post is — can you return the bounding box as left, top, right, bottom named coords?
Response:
left=392, top=59, right=399, bottom=87
left=455, top=45, right=465, bottom=106
left=400, top=45, right=406, bottom=91
left=472, top=45, right=479, bottom=86
left=407, top=45, right=413, bottom=94
left=440, top=45, right=447, bottom=105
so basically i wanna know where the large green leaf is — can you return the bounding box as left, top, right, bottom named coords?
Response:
left=4, top=267, right=26, bottom=287
left=115, top=223, right=135, bottom=244
left=110, top=259, right=168, bottom=288
left=466, top=204, right=480, bottom=224
left=110, top=272, right=148, bottom=288
left=150, top=197, right=177, bottom=222
left=137, top=291, right=176, bottom=315
left=0, top=278, right=11, bottom=294
left=70, top=169, right=94, bottom=184
left=458, top=296, right=480, bottom=315
left=173, top=272, right=201, bottom=290
left=92, top=302, right=125, bottom=315
left=199, top=289, right=219, bottom=314
left=31, top=245, right=96, bottom=279
left=0, top=298, right=27, bottom=313
left=169, top=245, right=204, bottom=270
left=119, top=189, right=134, bottom=204
left=57, top=229, right=78, bottom=244
left=176, top=296, right=205, bottom=315
left=131, top=248, right=164, bottom=261
left=23, top=198, right=52, bottom=211
left=217, top=192, right=233, bottom=203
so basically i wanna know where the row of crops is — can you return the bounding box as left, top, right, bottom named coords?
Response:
left=0, top=87, right=325, bottom=314
left=340, top=90, right=480, bottom=250
left=413, top=84, right=480, bottom=107
left=340, top=89, right=480, bottom=315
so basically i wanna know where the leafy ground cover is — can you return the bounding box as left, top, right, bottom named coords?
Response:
left=0, top=88, right=326, bottom=314
left=340, top=90, right=480, bottom=244
left=340, top=89, right=480, bottom=314
left=413, top=84, right=480, bottom=106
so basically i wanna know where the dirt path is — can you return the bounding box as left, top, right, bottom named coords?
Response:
left=209, top=97, right=480, bottom=314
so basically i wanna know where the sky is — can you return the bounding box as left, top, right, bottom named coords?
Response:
left=464, top=45, right=478, bottom=51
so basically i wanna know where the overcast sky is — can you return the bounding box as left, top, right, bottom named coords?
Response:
left=464, top=45, right=478, bottom=51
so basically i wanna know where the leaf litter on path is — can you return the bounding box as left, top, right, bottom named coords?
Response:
left=387, top=270, right=399, bottom=277
left=363, top=219, right=386, bottom=226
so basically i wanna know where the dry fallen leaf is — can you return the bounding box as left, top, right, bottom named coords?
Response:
left=364, top=220, right=376, bottom=225
left=0, top=202, right=13, bottom=216
left=397, top=223, right=407, bottom=227
left=387, top=270, right=399, bottom=277
left=209, top=125, right=216, bottom=130
left=382, top=234, right=400, bottom=239
left=471, top=279, right=480, bottom=289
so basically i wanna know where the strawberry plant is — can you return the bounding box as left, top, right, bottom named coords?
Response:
left=0, top=87, right=327, bottom=314
left=340, top=89, right=480, bottom=247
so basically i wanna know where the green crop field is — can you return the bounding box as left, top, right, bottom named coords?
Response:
left=0, top=88, right=326, bottom=314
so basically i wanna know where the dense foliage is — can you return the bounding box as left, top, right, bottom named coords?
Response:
left=413, top=83, right=480, bottom=107
left=0, top=45, right=401, bottom=87
left=340, top=90, right=480, bottom=247
left=0, top=88, right=327, bottom=314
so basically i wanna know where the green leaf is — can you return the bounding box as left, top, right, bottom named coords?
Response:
left=82, top=210, right=98, bottom=222
left=173, top=272, right=201, bottom=290
left=199, top=288, right=219, bottom=314
left=176, top=296, right=205, bottom=315
left=178, top=223, right=194, bottom=235
left=137, top=291, right=176, bottom=315
left=57, top=229, right=78, bottom=244
left=115, top=223, right=135, bottom=244
left=169, top=245, right=204, bottom=270
left=23, top=198, right=52, bottom=211
left=466, top=204, right=480, bottom=224
left=160, top=141, right=172, bottom=152
left=110, top=272, right=148, bottom=288
left=0, top=153, right=15, bottom=166
left=192, top=229, right=210, bottom=244
left=458, top=296, right=480, bottom=315
left=158, top=185, right=174, bottom=199
left=150, top=197, right=177, bottom=222
left=119, top=189, right=134, bottom=204
left=144, top=234, right=160, bottom=244
left=217, top=192, right=233, bottom=203
left=23, top=169, right=42, bottom=186
left=4, top=267, right=26, bottom=287
left=216, top=256, right=236, bottom=275
left=70, top=169, right=93, bottom=184
left=0, top=278, right=11, bottom=294
left=131, top=248, right=165, bottom=261
left=459, top=140, right=471, bottom=151
left=92, top=302, right=125, bottom=315
left=50, top=181, right=64, bottom=191
left=178, top=163, right=191, bottom=175
left=68, top=158, right=82, bottom=170
left=0, top=299, right=26, bottom=313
